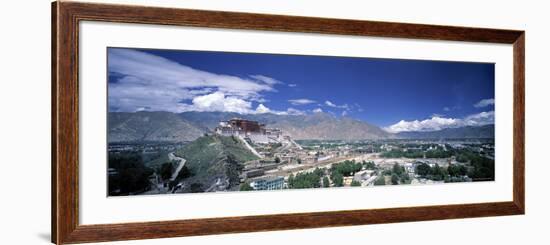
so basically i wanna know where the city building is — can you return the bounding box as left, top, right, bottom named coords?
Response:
left=215, top=118, right=263, bottom=135
left=343, top=176, right=354, bottom=186
left=214, top=118, right=285, bottom=144
left=404, top=162, right=415, bottom=174
left=250, top=176, right=285, bottom=190
left=353, top=170, right=375, bottom=182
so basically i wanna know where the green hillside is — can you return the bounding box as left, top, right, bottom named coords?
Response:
left=174, top=135, right=259, bottom=192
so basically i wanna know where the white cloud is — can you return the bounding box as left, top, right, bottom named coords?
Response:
left=325, top=100, right=349, bottom=109
left=255, top=104, right=271, bottom=114
left=341, top=110, right=348, bottom=116
left=443, top=107, right=450, bottom=111
left=288, top=98, right=316, bottom=105
left=385, top=116, right=460, bottom=133
left=325, top=100, right=337, bottom=107
left=108, top=48, right=281, bottom=112
left=312, top=108, right=323, bottom=113
left=191, top=92, right=253, bottom=114
left=463, top=111, right=495, bottom=126
left=474, top=98, right=495, bottom=108
left=259, top=107, right=305, bottom=116
left=178, top=92, right=305, bottom=116
left=288, top=84, right=297, bottom=87
left=384, top=111, right=494, bottom=133
left=250, top=75, right=283, bottom=85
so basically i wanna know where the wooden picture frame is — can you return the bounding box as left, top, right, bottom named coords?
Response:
left=52, top=1, right=525, bottom=244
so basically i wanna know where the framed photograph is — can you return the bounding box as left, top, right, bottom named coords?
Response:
left=52, top=1, right=525, bottom=244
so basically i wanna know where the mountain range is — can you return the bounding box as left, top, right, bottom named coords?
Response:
left=395, top=124, right=494, bottom=139
left=107, top=111, right=494, bottom=143
left=108, top=111, right=204, bottom=142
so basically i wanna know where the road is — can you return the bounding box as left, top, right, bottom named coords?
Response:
left=168, top=152, right=186, bottom=181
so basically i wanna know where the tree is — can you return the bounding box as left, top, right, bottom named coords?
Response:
left=168, top=180, right=178, bottom=190
left=425, top=149, right=452, bottom=158
left=415, top=163, right=432, bottom=176
left=431, top=163, right=444, bottom=181
left=432, top=164, right=443, bottom=176
left=351, top=180, right=361, bottom=187
left=391, top=173, right=399, bottom=185
left=332, top=172, right=344, bottom=187
left=456, top=154, right=469, bottom=163
left=331, top=160, right=363, bottom=177
left=468, top=155, right=494, bottom=181
left=240, top=182, right=254, bottom=191
left=458, top=165, right=468, bottom=176
left=287, top=174, right=295, bottom=188
left=313, top=167, right=324, bottom=177
left=288, top=171, right=322, bottom=189
left=447, top=164, right=460, bottom=176
left=176, top=165, right=191, bottom=179
left=109, top=152, right=154, bottom=195
left=159, top=162, right=174, bottom=181
left=381, top=149, right=423, bottom=158
left=364, top=161, right=376, bottom=170
left=393, top=163, right=404, bottom=176
left=190, top=183, right=203, bottom=193
left=374, top=176, right=386, bottom=186
left=118, top=167, right=153, bottom=194
left=323, top=176, right=330, bottom=187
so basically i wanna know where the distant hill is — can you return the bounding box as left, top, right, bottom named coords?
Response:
left=396, top=124, right=495, bottom=139
left=267, top=114, right=390, bottom=140
left=178, top=111, right=243, bottom=131
left=179, top=111, right=391, bottom=140
left=174, top=134, right=259, bottom=192
left=108, top=111, right=493, bottom=142
left=108, top=111, right=203, bottom=143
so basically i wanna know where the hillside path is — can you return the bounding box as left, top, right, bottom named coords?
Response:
left=168, top=152, right=186, bottom=181
left=236, top=135, right=263, bottom=158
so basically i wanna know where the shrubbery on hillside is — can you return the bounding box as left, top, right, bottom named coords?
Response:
left=108, top=152, right=154, bottom=195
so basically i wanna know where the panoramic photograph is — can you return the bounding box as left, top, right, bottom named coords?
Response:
left=107, top=47, right=495, bottom=196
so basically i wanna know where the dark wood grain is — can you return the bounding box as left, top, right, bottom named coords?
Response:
left=51, top=2, right=58, bottom=243
left=513, top=33, right=525, bottom=213
left=62, top=1, right=523, bottom=43
left=53, top=1, right=80, bottom=244
left=52, top=1, right=525, bottom=244
left=63, top=202, right=521, bottom=244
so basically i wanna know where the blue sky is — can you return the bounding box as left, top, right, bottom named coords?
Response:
left=107, top=47, right=495, bottom=132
